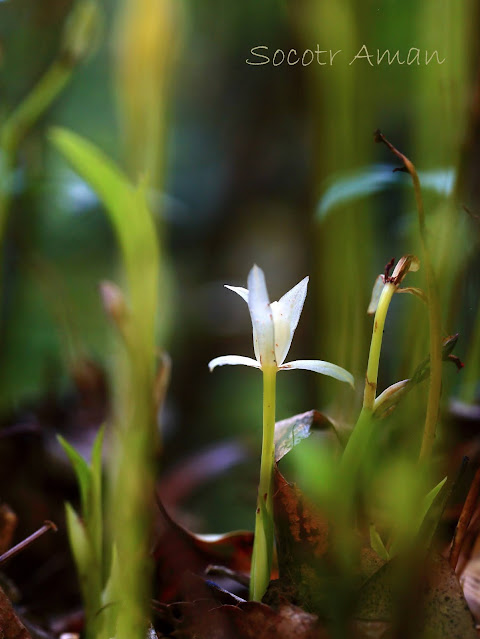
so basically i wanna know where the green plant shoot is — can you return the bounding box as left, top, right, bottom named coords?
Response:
left=58, top=426, right=104, bottom=639
left=50, top=128, right=161, bottom=639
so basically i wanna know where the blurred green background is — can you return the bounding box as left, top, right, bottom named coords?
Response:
left=0, top=0, right=479, bottom=534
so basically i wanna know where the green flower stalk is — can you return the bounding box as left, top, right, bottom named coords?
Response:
left=364, top=255, right=420, bottom=411
left=342, top=255, right=420, bottom=468
left=209, top=265, right=354, bottom=601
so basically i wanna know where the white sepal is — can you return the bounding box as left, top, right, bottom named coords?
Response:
left=208, top=355, right=261, bottom=372
left=225, top=285, right=249, bottom=303
left=279, top=359, right=355, bottom=388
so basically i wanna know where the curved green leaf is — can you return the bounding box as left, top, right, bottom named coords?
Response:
left=58, top=435, right=91, bottom=517
left=49, top=127, right=159, bottom=346
left=317, top=165, right=455, bottom=220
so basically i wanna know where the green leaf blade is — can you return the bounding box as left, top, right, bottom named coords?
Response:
left=369, top=524, right=390, bottom=561
left=48, top=127, right=159, bottom=335
left=90, top=425, right=105, bottom=571
left=58, top=435, right=91, bottom=517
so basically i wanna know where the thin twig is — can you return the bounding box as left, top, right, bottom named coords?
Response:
left=449, top=466, right=480, bottom=571
left=374, top=130, right=443, bottom=461
left=0, top=520, right=57, bottom=565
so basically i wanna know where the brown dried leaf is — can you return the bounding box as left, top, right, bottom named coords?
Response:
left=0, top=584, right=31, bottom=639
left=271, top=466, right=387, bottom=615
left=274, top=467, right=329, bottom=561
left=157, top=598, right=327, bottom=639
left=271, top=467, right=329, bottom=612
left=153, top=499, right=253, bottom=602
left=355, top=554, right=477, bottom=639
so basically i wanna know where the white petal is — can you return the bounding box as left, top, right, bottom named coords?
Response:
left=247, top=265, right=276, bottom=367
left=367, top=275, right=385, bottom=315
left=225, top=285, right=249, bottom=303
left=208, top=355, right=261, bottom=371
left=271, top=276, right=309, bottom=364
left=279, top=359, right=355, bottom=388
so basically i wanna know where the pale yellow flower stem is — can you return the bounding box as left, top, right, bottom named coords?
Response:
left=250, top=365, right=277, bottom=601
left=342, top=281, right=396, bottom=467
left=363, top=282, right=396, bottom=411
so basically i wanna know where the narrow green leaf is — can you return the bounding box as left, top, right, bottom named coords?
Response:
left=317, top=165, right=455, bottom=220
left=369, top=524, right=390, bottom=561
left=65, top=502, right=102, bottom=638
left=389, top=476, right=448, bottom=557
left=90, top=425, right=105, bottom=570
left=49, top=127, right=159, bottom=340
left=374, top=335, right=461, bottom=418
left=421, top=476, right=448, bottom=523
left=65, top=502, right=90, bottom=579
left=49, top=128, right=144, bottom=255
left=58, top=435, right=91, bottom=517
left=415, top=476, right=450, bottom=551
left=91, top=425, right=104, bottom=485
left=99, top=545, right=121, bottom=639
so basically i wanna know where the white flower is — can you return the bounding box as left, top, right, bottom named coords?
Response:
left=208, top=265, right=354, bottom=387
